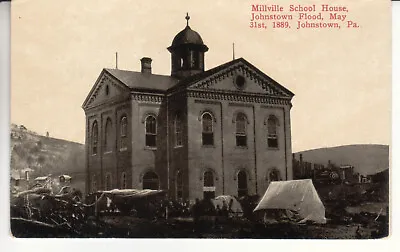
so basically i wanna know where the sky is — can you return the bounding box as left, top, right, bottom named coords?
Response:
left=10, top=0, right=391, bottom=153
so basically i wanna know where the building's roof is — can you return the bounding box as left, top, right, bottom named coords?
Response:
left=340, top=165, right=354, bottom=169
left=59, top=175, right=72, bottom=180
left=168, top=57, right=295, bottom=97
left=105, top=68, right=178, bottom=92
left=171, top=25, right=204, bottom=47
left=34, top=176, right=49, bottom=181
left=83, top=58, right=294, bottom=110
left=103, top=58, right=294, bottom=97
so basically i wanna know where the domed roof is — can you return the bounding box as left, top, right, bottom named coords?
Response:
left=171, top=26, right=204, bottom=47
left=168, top=13, right=208, bottom=51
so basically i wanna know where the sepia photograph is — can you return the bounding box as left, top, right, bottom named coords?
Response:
left=7, top=0, right=391, bottom=239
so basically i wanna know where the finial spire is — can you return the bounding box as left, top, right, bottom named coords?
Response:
left=185, top=12, right=190, bottom=26
left=115, top=52, right=118, bottom=69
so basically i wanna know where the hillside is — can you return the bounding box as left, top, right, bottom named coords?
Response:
left=295, top=144, right=389, bottom=175
left=10, top=124, right=85, bottom=191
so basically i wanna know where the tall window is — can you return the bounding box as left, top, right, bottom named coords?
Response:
left=145, top=115, right=157, bottom=147
left=120, top=116, right=128, bottom=151
left=236, top=113, right=247, bottom=147
left=175, top=113, right=183, bottom=147
left=176, top=171, right=183, bottom=199
left=92, top=121, right=98, bottom=154
left=237, top=171, right=248, bottom=197
left=267, top=115, right=278, bottom=148
left=203, top=170, right=215, bottom=200
left=202, top=112, right=214, bottom=146
left=121, top=172, right=127, bottom=189
left=104, top=118, right=113, bottom=152
left=92, top=174, right=97, bottom=193
left=105, top=173, right=112, bottom=190
left=143, top=171, right=159, bottom=190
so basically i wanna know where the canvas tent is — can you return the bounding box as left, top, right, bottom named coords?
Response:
left=212, top=195, right=243, bottom=216
left=254, top=179, right=326, bottom=224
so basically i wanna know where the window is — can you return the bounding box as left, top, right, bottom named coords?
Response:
left=236, top=113, right=247, bottom=147
left=202, top=112, right=214, bottom=146
left=92, top=121, right=98, bottom=154
left=121, top=172, right=127, bottom=189
left=237, top=171, right=248, bottom=197
left=192, top=51, right=199, bottom=68
left=145, top=115, right=157, bottom=148
left=120, top=116, right=128, bottom=151
left=267, top=115, right=278, bottom=148
left=104, top=118, right=113, bottom=152
left=203, top=170, right=215, bottom=200
left=143, top=171, right=159, bottom=190
left=91, top=175, right=97, bottom=193
left=269, top=169, right=281, bottom=182
left=105, top=173, right=112, bottom=190
left=105, top=85, right=110, bottom=96
left=175, top=113, right=183, bottom=147
left=176, top=171, right=183, bottom=199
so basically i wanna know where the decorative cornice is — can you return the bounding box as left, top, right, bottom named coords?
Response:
left=131, top=92, right=164, bottom=103
left=188, top=90, right=292, bottom=106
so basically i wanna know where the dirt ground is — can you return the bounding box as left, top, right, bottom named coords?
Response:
left=55, top=215, right=386, bottom=239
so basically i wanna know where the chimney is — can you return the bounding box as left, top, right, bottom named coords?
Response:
left=140, top=57, right=152, bottom=74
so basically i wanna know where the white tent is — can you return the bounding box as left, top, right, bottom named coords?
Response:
left=254, top=179, right=326, bottom=224
left=212, top=195, right=243, bottom=215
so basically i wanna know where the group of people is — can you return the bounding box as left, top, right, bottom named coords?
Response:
left=191, top=197, right=235, bottom=228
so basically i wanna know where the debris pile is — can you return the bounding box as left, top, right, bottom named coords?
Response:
left=10, top=186, right=88, bottom=237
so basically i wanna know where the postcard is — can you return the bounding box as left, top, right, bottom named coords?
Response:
left=8, top=0, right=391, bottom=239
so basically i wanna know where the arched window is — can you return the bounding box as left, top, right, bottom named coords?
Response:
left=105, top=173, right=112, bottom=190
left=145, top=115, right=157, bottom=147
left=236, top=113, right=247, bottom=147
left=269, top=169, right=281, bottom=182
left=175, top=113, right=183, bottom=147
left=120, top=116, right=128, bottom=151
left=202, top=112, right=214, bottom=146
left=203, top=170, right=215, bottom=200
left=91, top=174, right=97, bottom=193
left=92, top=121, right=98, bottom=154
left=237, top=171, right=248, bottom=197
left=176, top=170, right=183, bottom=199
left=267, top=115, right=278, bottom=148
left=142, top=171, right=159, bottom=190
left=104, top=118, right=113, bottom=152
left=121, top=172, right=127, bottom=189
